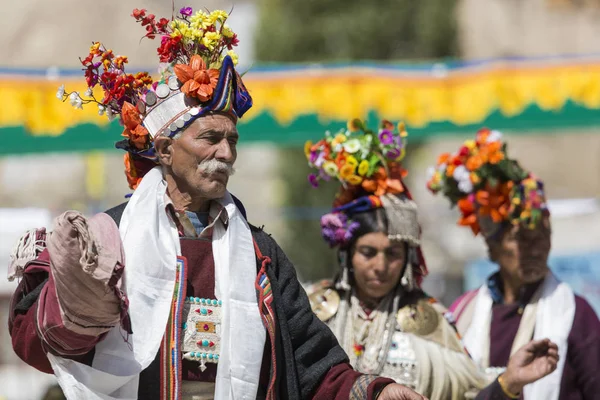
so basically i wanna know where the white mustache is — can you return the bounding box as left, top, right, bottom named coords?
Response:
left=199, top=159, right=235, bottom=176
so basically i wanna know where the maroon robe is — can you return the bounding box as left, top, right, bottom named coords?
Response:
left=451, top=276, right=600, bottom=400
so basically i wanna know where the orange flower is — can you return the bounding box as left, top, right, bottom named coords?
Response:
left=174, top=55, right=220, bottom=102
left=121, top=102, right=149, bottom=150
left=466, top=155, right=483, bottom=171
left=362, top=178, right=377, bottom=193
left=458, top=198, right=475, bottom=214
left=476, top=128, right=491, bottom=145
left=437, top=152, right=451, bottom=165
left=488, top=150, right=505, bottom=164
left=124, top=153, right=141, bottom=190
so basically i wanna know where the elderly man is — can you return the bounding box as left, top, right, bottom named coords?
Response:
left=429, top=128, right=600, bottom=399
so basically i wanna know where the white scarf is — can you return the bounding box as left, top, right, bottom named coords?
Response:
left=48, top=167, right=265, bottom=400
left=462, top=272, right=575, bottom=400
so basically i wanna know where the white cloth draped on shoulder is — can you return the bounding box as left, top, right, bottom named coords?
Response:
left=48, top=167, right=265, bottom=400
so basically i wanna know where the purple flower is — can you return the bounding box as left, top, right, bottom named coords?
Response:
left=393, top=135, right=404, bottom=148
left=309, top=150, right=319, bottom=164
left=320, top=213, right=358, bottom=247
left=319, top=169, right=332, bottom=182
left=378, top=129, right=394, bottom=145
left=180, top=7, right=193, bottom=16
left=386, top=148, right=401, bottom=159
left=308, top=174, right=319, bottom=188
left=321, top=213, right=345, bottom=228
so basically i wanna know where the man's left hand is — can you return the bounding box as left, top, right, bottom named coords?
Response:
left=501, top=338, right=559, bottom=394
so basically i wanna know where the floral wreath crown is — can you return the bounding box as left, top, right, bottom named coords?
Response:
left=57, top=6, right=250, bottom=190
left=426, top=128, right=549, bottom=237
left=305, top=119, right=420, bottom=248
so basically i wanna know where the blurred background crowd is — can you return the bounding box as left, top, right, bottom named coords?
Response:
left=1, top=0, right=599, bottom=398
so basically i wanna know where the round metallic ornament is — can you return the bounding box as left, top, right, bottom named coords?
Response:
left=396, top=299, right=440, bottom=336
left=145, top=91, right=157, bottom=106
left=168, top=76, right=180, bottom=90
left=308, top=287, right=340, bottom=322
left=156, top=84, right=171, bottom=99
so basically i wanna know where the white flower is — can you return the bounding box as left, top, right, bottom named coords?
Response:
left=74, top=98, right=83, bottom=109
left=98, top=104, right=105, bottom=116
left=56, top=84, right=65, bottom=100
left=343, top=139, right=361, bottom=154
left=458, top=179, right=473, bottom=193
left=333, top=143, right=343, bottom=153
left=69, top=92, right=79, bottom=107
left=106, top=107, right=115, bottom=121
left=84, top=88, right=93, bottom=97
left=426, top=166, right=436, bottom=180
left=487, top=130, right=503, bottom=143
left=453, top=165, right=470, bottom=182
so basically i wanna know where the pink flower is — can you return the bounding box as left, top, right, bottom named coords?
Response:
left=180, top=7, right=193, bottom=16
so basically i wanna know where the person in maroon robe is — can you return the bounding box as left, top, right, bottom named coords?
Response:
left=428, top=128, right=600, bottom=399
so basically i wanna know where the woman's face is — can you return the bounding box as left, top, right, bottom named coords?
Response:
left=351, top=231, right=407, bottom=304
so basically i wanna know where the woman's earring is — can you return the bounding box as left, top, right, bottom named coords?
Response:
left=336, top=250, right=352, bottom=291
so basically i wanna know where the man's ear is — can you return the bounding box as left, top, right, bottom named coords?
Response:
left=154, top=136, right=174, bottom=167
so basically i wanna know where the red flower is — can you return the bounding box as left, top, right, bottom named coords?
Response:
left=131, top=8, right=146, bottom=19
left=226, top=33, right=239, bottom=50
left=174, top=55, right=220, bottom=102
left=157, top=35, right=182, bottom=63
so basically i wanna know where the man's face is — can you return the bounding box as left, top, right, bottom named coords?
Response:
left=488, top=216, right=552, bottom=285
left=161, top=113, right=238, bottom=200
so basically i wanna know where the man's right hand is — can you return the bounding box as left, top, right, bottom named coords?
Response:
left=377, top=383, right=428, bottom=400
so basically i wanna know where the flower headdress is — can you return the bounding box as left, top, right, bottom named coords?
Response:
left=306, top=118, right=427, bottom=288
left=57, top=7, right=250, bottom=190
left=427, top=128, right=549, bottom=237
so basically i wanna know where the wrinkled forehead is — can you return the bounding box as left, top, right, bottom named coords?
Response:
left=180, top=113, right=239, bottom=136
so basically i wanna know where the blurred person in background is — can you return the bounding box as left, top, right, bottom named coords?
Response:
left=429, top=128, right=600, bottom=400
left=304, top=119, right=560, bottom=399
left=6, top=5, right=433, bottom=400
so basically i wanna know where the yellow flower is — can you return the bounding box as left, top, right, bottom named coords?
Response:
left=90, top=42, right=101, bottom=54
left=346, top=175, right=363, bottom=185
left=190, top=11, right=209, bottom=29
left=512, top=197, right=521, bottom=205
left=358, top=160, right=369, bottom=176
left=331, top=134, right=347, bottom=147
left=339, top=164, right=356, bottom=179
left=304, top=141, right=313, bottom=158
left=398, top=121, right=408, bottom=137
left=202, top=32, right=221, bottom=50
left=222, top=24, right=234, bottom=38
left=323, top=161, right=338, bottom=177
left=209, top=10, right=228, bottom=24
left=470, top=172, right=480, bottom=184
left=226, top=50, right=239, bottom=65
left=345, top=155, right=358, bottom=168
left=464, top=140, right=476, bottom=151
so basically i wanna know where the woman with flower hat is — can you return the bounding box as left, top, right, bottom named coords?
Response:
left=305, top=120, right=560, bottom=400
left=428, top=128, right=600, bottom=400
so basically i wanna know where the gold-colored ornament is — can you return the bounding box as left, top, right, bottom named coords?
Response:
left=396, top=299, right=440, bottom=336
left=308, top=286, right=340, bottom=322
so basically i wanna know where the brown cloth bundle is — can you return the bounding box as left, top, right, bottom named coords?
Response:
left=46, top=211, right=130, bottom=337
